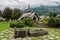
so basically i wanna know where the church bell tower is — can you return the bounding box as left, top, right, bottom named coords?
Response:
left=27, top=0, right=31, bottom=12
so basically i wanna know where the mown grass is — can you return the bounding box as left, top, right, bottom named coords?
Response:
left=0, top=21, right=13, bottom=31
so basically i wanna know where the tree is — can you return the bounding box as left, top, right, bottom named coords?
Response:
left=49, top=11, right=57, bottom=18
left=48, top=11, right=60, bottom=28
left=2, top=7, right=13, bottom=20
left=0, top=10, right=2, bottom=17
left=48, top=18, right=57, bottom=27
left=11, top=8, right=23, bottom=20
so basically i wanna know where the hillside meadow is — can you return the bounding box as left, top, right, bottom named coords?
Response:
left=0, top=21, right=60, bottom=40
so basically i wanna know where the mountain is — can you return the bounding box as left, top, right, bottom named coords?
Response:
left=0, top=0, right=60, bottom=16
left=0, top=0, right=60, bottom=10
left=24, top=5, right=60, bottom=16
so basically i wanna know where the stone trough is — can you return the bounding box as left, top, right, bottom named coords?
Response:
left=29, top=29, right=48, bottom=37
left=14, top=29, right=27, bottom=38
left=14, top=27, right=48, bottom=38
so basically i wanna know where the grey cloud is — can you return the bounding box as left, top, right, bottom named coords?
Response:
left=0, top=0, right=60, bottom=10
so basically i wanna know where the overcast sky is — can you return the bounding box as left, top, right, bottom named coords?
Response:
left=0, top=0, right=60, bottom=10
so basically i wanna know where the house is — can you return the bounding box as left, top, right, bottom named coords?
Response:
left=18, top=11, right=39, bottom=21
left=18, top=4, right=39, bottom=21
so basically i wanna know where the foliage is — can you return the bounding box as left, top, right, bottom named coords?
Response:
left=47, top=11, right=60, bottom=28
left=42, top=17, right=48, bottom=25
left=10, top=21, right=25, bottom=28
left=2, top=7, right=23, bottom=21
left=10, top=18, right=37, bottom=28
left=56, top=19, right=60, bottom=27
left=23, top=18, right=37, bottom=27
left=49, top=11, right=57, bottom=18
left=0, top=10, right=3, bottom=21
left=10, top=22, right=17, bottom=28
left=2, top=7, right=13, bottom=20
left=48, top=18, right=57, bottom=27
left=0, top=10, right=2, bottom=17
left=11, top=8, right=23, bottom=20
left=48, top=18, right=60, bottom=28
left=17, top=20, right=25, bottom=28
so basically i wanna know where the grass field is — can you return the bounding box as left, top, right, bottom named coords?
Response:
left=0, top=21, right=13, bottom=31
left=0, top=21, right=60, bottom=40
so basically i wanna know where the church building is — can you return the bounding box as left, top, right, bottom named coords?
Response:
left=18, top=3, right=39, bottom=21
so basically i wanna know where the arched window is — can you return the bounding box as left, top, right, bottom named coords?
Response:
left=33, top=17, right=36, bottom=21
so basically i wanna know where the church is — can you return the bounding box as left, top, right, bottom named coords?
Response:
left=18, top=4, right=39, bottom=21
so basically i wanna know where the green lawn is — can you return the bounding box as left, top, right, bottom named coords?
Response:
left=0, top=21, right=13, bottom=31
left=0, top=21, right=60, bottom=40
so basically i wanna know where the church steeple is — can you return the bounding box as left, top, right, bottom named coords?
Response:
left=27, top=0, right=31, bottom=12
left=28, top=4, right=30, bottom=11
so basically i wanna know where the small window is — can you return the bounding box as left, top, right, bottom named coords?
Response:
left=33, top=17, right=36, bottom=21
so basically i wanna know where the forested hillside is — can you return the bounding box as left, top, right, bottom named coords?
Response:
left=24, top=5, right=60, bottom=16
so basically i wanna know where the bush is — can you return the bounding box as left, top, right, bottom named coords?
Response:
left=10, top=22, right=17, bottom=28
left=57, top=19, right=60, bottom=27
left=10, top=18, right=37, bottom=28
left=10, top=21, right=25, bottom=28
left=48, top=18, right=56, bottom=27
left=23, top=18, right=36, bottom=27
left=48, top=18, right=60, bottom=28
left=42, top=17, right=48, bottom=25
left=17, top=20, right=25, bottom=28
left=47, top=11, right=60, bottom=28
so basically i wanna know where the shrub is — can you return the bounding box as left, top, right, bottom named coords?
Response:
left=42, top=17, right=48, bottom=25
left=57, top=19, right=60, bottom=27
left=48, top=18, right=60, bottom=28
left=10, top=21, right=25, bottom=28
left=10, top=22, right=17, bottom=28
left=17, top=20, right=25, bottom=28
left=23, top=18, right=36, bottom=27
left=48, top=18, right=56, bottom=27
left=47, top=11, right=60, bottom=28
left=10, top=18, right=37, bottom=28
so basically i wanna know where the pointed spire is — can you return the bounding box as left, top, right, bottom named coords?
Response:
left=28, top=4, right=30, bottom=10
left=28, top=0, right=31, bottom=12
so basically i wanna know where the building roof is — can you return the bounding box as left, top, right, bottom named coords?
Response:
left=18, top=12, right=35, bottom=20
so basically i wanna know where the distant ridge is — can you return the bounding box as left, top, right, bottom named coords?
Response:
left=24, top=5, right=60, bottom=16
